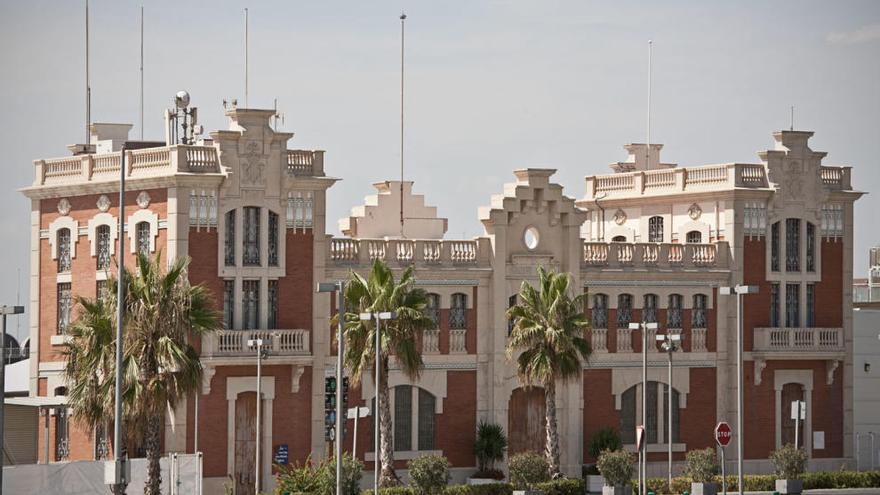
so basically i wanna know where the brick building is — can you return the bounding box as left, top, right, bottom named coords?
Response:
left=20, top=105, right=860, bottom=493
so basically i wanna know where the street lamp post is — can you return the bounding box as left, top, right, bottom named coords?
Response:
left=247, top=338, right=269, bottom=494
left=657, top=331, right=682, bottom=489
left=0, top=305, right=25, bottom=489
left=317, top=281, right=347, bottom=495
left=630, top=320, right=658, bottom=495
left=720, top=284, right=758, bottom=495
left=359, top=311, right=397, bottom=494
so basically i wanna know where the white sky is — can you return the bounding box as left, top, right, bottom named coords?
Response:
left=1, top=1, right=878, bottom=342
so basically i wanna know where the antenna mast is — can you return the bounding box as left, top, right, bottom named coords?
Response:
left=140, top=5, right=144, bottom=140
left=399, top=12, right=406, bottom=238
left=790, top=106, right=794, bottom=131
left=646, top=40, right=653, bottom=168
left=85, top=0, right=91, bottom=146
left=245, top=8, right=249, bottom=108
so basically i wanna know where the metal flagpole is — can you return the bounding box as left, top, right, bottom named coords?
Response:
left=336, top=283, right=346, bottom=495
left=668, top=349, right=673, bottom=488
left=86, top=0, right=91, bottom=146
left=112, top=145, right=127, bottom=491
left=139, top=5, right=144, bottom=140
left=374, top=315, right=381, bottom=493
left=244, top=8, right=249, bottom=108
left=642, top=322, right=647, bottom=495
left=737, top=291, right=744, bottom=495
left=399, top=13, right=406, bottom=238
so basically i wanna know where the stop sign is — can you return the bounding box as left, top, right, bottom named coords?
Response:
left=715, top=422, right=732, bottom=447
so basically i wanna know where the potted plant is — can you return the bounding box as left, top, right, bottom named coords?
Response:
left=771, top=444, right=807, bottom=494
left=586, top=428, right=622, bottom=493
left=470, top=421, right=508, bottom=484
left=686, top=448, right=720, bottom=495
left=596, top=449, right=635, bottom=495
left=509, top=451, right=551, bottom=495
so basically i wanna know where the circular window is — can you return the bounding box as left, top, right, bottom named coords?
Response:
left=524, top=227, right=539, bottom=250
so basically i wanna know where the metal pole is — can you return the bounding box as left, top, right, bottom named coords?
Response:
left=736, top=291, right=744, bottom=495
left=44, top=408, right=49, bottom=464
left=113, top=145, right=127, bottom=490
left=374, top=314, right=381, bottom=493
left=255, top=341, right=262, bottom=494
left=194, top=390, right=199, bottom=453
left=668, top=347, right=673, bottom=489
left=336, top=282, right=345, bottom=495
left=0, top=312, right=6, bottom=488
left=642, top=321, right=647, bottom=495
left=794, top=402, right=799, bottom=449
left=721, top=447, right=727, bottom=495
left=244, top=8, right=249, bottom=108
left=856, top=432, right=861, bottom=471
left=353, top=411, right=358, bottom=461
left=399, top=13, right=406, bottom=238
left=871, top=432, right=876, bottom=470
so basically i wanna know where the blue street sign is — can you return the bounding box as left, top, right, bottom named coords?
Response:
left=274, top=444, right=289, bottom=465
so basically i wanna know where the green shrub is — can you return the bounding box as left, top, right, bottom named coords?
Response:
left=534, top=478, right=585, bottom=495
left=274, top=455, right=324, bottom=494
left=443, top=484, right=514, bottom=495
left=588, top=427, right=622, bottom=460
left=408, top=455, right=451, bottom=495
left=474, top=421, right=508, bottom=479
left=770, top=444, right=807, bottom=479
left=631, top=470, right=880, bottom=494
left=596, top=449, right=635, bottom=487
left=685, top=448, right=719, bottom=484
left=508, top=451, right=551, bottom=489
left=317, top=454, right=364, bottom=495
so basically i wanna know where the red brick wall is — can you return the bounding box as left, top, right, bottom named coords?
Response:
left=583, top=369, right=615, bottom=463
left=278, top=231, right=314, bottom=330
left=742, top=237, right=768, bottom=352
left=815, top=240, right=843, bottom=327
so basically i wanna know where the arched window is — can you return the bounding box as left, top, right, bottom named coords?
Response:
left=592, top=294, right=608, bottom=329
left=612, top=235, right=627, bottom=243
left=685, top=231, right=702, bottom=243
left=57, top=228, right=71, bottom=273
left=392, top=385, right=436, bottom=452
left=619, top=381, right=680, bottom=446
left=617, top=294, right=633, bottom=327
left=425, top=293, right=440, bottom=328
left=450, top=293, right=467, bottom=329
left=692, top=294, right=708, bottom=328
left=648, top=216, right=664, bottom=243
left=667, top=294, right=683, bottom=329
left=643, top=294, right=658, bottom=323
left=96, top=224, right=111, bottom=270
left=135, top=221, right=151, bottom=256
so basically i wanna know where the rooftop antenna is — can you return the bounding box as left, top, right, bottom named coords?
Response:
left=399, top=12, right=407, bottom=238
left=646, top=39, right=653, bottom=169
left=272, top=98, right=285, bottom=131
left=16, top=268, right=20, bottom=340
left=85, top=0, right=91, bottom=147
left=245, top=8, right=249, bottom=108
left=139, top=5, right=144, bottom=140
left=790, top=106, right=794, bottom=131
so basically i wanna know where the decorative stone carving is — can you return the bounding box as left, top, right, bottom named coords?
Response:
left=784, top=161, right=803, bottom=198
left=57, top=198, right=71, bottom=216
left=688, top=203, right=702, bottom=220
left=97, top=195, right=111, bottom=213
left=613, top=208, right=627, bottom=225
left=201, top=366, right=216, bottom=395
left=136, top=191, right=151, bottom=209
left=291, top=365, right=305, bottom=393
left=242, top=141, right=266, bottom=185
left=826, top=359, right=839, bottom=385
left=754, top=359, right=766, bottom=386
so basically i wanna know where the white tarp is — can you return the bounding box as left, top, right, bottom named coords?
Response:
left=2, top=453, right=202, bottom=495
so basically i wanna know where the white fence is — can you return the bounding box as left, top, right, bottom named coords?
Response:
left=2, top=452, right=202, bottom=495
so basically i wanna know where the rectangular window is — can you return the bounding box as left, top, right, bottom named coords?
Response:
left=57, top=228, right=71, bottom=273
left=55, top=408, right=70, bottom=461
left=426, top=294, right=441, bottom=329
left=136, top=221, right=151, bottom=256
left=807, top=283, right=815, bottom=327
left=592, top=294, right=608, bottom=329
left=806, top=222, right=816, bottom=272
left=242, top=280, right=260, bottom=330
left=417, top=388, right=436, bottom=450
left=643, top=295, right=658, bottom=323
left=57, top=283, right=72, bottom=335
left=96, top=225, right=111, bottom=270
left=786, top=283, right=800, bottom=328
left=770, top=284, right=780, bottom=327
left=268, top=280, right=278, bottom=329
left=648, top=216, right=664, bottom=243
left=620, top=387, right=635, bottom=444
left=224, top=210, right=236, bottom=266
left=646, top=382, right=658, bottom=444
left=394, top=385, right=412, bottom=451
left=662, top=385, right=680, bottom=444
left=223, top=280, right=235, bottom=329
left=667, top=295, right=682, bottom=329
left=268, top=211, right=279, bottom=266
left=617, top=294, right=633, bottom=327
left=771, top=222, right=780, bottom=271
left=243, top=207, right=261, bottom=266
left=450, top=293, right=467, bottom=329
left=692, top=295, right=708, bottom=329
left=786, top=218, right=800, bottom=272
left=96, top=280, right=107, bottom=305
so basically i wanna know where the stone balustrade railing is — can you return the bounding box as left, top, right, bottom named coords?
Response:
left=36, top=145, right=221, bottom=186
left=691, top=328, right=708, bottom=352
left=328, top=237, right=491, bottom=266
left=202, top=329, right=310, bottom=358
left=583, top=241, right=728, bottom=269
left=591, top=328, right=608, bottom=352
left=820, top=166, right=852, bottom=190
left=449, top=329, right=467, bottom=354
left=422, top=329, right=440, bottom=354
left=753, top=327, right=843, bottom=353
left=616, top=328, right=633, bottom=353
left=286, top=150, right=325, bottom=177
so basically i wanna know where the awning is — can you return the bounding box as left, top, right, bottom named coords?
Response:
left=4, top=396, right=68, bottom=408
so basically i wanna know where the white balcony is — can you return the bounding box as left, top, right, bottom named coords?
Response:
left=582, top=241, right=728, bottom=270
left=202, top=329, right=310, bottom=361
left=328, top=237, right=490, bottom=267
left=422, top=329, right=440, bottom=354
left=450, top=329, right=467, bottom=354
left=753, top=327, right=844, bottom=357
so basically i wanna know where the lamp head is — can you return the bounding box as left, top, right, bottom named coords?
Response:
left=359, top=312, right=372, bottom=321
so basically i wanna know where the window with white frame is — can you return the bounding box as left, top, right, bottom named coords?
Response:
left=135, top=221, right=151, bottom=256
left=806, top=222, right=816, bottom=272
left=667, top=294, right=683, bottom=329
left=806, top=283, right=815, bottom=327
left=685, top=231, right=702, bottom=243
left=57, top=228, right=71, bottom=273
left=648, top=216, right=664, bottom=243
left=620, top=381, right=681, bottom=446
left=786, top=283, right=800, bottom=328
left=643, top=294, right=658, bottom=323
left=243, top=207, right=261, bottom=266
left=94, top=422, right=109, bottom=460
left=821, top=204, right=843, bottom=237
left=224, top=210, right=236, bottom=266
left=425, top=293, right=440, bottom=328
left=744, top=201, right=767, bottom=236
left=57, top=283, right=72, bottom=335
left=96, top=224, right=111, bottom=270
left=770, top=283, right=780, bottom=327
left=771, top=222, right=780, bottom=272
left=450, top=293, right=467, bottom=329
left=242, top=280, right=260, bottom=330
left=617, top=294, right=633, bottom=327
left=223, top=280, right=234, bottom=329
left=786, top=218, right=800, bottom=272
left=390, top=385, right=436, bottom=452
left=268, top=211, right=279, bottom=266
left=592, top=294, right=608, bottom=329
left=692, top=294, right=707, bottom=328
left=96, top=280, right=108, bottom=305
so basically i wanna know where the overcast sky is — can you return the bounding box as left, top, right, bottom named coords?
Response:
left=1, top=1, right=878, bottom=342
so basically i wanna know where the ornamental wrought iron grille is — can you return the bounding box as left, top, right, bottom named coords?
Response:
left=591, top=294, right=608, bottom=329
left=771, top=222, right=780, bottom=271
left=643, top=294, right=658, bottom=323
left=667, top=294, right=683, bottom=329
left=225, top=210, right=236, bottom=266
left=242, top=280, right=260, bottom=330
left=425, top=294, right=440, bottom=329
left=223, top=280, right=235, bottom=329
left=786, top=218, right=801, bottom=272
left=94, top=423, right=109, bottom=460
left=135, top=221, right=151, bottom=256
left=243, top=207, right=261, bottom=266
left=806, top=222, right=816, bottom=272
left=96, top=224, right=111, bottom=270
left=648, top=216, right=664, bottom=243
left=770, top=283, right=780, bottom=327
left=617, top=294, right=633, bottom=327
left=450, top=293, right=467, bottom=329
left=807, top=283, right=816, bottom=327
left=685, top=230, right=702, bottom=243
left=786, top=283, right=800, bottom=328
left=692, top=294, right=708, bottom=328
left=268, top=211, right=279, bottom=266
left=268, top=280, right=278, bottom=329
left=57, top=283, right=72, bottom=335
left=57, top=228, right=71, bottom=273
left=55, top=408, right=70, bottom=461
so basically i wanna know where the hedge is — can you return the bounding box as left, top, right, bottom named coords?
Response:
left=632, top=471, right=880, bottom=494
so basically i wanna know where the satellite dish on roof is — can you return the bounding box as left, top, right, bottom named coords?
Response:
left=175, top=90, right=191, bottom=109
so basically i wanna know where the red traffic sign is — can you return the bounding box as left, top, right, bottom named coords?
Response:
left=715, top=422, right=732, bottom=447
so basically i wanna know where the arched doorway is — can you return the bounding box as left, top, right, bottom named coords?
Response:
left=508, top=387, right=546, bottom=455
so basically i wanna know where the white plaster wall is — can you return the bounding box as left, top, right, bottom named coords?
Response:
left=853, top=308, right=880, bottom=467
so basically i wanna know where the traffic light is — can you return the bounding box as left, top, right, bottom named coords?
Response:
left=324, top=376, right=337, bottom=442
left=342, top=377, right=350, bottom=437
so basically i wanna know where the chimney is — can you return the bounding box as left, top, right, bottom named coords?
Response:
left=610, top=143, right=675, bottom=173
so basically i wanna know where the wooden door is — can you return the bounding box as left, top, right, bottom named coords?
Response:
left=235, top=392, right=257, bottom=495
left=780, top=383, right=805, bottom=448
left=508, top=387, right=546, bottom=455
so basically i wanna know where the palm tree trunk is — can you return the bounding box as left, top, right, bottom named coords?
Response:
left=378, top=361, right=398, bottom=487
left=544, top=379, right=561, bottom=478
left=144, top=413, right=162, bottom=495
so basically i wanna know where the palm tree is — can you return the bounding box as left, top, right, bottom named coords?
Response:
left=506, top=267, right=591, bottom=478
left=63, top=252, right=221, bottom=495
left=339, top=259, right=434, bottom=487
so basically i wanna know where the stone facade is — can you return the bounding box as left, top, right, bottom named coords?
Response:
left=20, top=108, right=861, bottom=492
